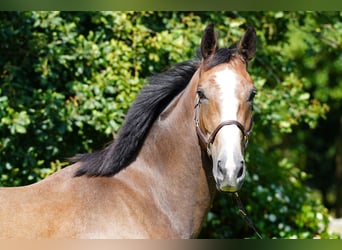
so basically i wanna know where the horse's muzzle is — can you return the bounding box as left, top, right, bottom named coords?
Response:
left=215, top=159, right=245, bottom=192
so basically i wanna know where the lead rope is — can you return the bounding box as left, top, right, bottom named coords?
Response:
left=233, top=192, right=263, bottom=239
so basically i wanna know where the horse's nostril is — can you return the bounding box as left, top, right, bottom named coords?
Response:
left=237, top=165, right=244, bottom=179
left=217, top=160, right=226, bottom=176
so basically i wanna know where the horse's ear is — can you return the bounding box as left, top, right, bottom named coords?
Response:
left=200, top=23, right=219, bottom=60
left=237, top=26, right=257, bottom=62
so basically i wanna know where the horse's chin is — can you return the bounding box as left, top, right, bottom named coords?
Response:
left=215, top=181, right=243, bottom=193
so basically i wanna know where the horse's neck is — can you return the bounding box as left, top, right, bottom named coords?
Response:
left=138, top=73, right=215, bottom=237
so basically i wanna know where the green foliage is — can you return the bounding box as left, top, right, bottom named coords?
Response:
left=199, top=11, right=341, bottom=239
left=0, top=11, right=341, bottom=238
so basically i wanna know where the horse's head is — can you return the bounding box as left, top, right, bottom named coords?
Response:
left=195, top=24, right=256, bottom=192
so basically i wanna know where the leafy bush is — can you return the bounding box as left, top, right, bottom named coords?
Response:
left=0, top=11, right=340, bottom=238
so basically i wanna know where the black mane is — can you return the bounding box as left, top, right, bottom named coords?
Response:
left=73, top=48, right=235, bottom=177
left=73, top=59, right=200, bottom=177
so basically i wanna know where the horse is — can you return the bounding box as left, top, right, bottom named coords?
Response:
left=0, top=23, right=257, bottom=238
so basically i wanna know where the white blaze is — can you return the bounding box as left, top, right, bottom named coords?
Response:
left=212, top=67, right=244, bottom=190
left=214, top=68, right=239, bottom=122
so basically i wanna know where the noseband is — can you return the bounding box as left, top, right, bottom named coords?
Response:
left=194, top=97, right=253, bottom=156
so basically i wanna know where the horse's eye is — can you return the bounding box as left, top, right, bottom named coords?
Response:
left=248, top=89, right=257, bottom=102
left=197, top=88, right=207, bottom=100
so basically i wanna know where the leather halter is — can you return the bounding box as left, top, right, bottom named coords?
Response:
left=194, top=96, right=253, bottom=156
left=194, top=96, right=262, bottom=238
